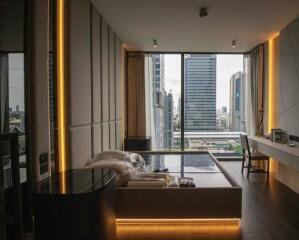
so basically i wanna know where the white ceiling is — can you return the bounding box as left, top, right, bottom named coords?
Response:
left=91, top=0, right=299, bottom=52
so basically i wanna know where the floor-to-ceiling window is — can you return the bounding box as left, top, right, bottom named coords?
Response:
left=146, top=53, right=244, bottom=157
left=183, top=54, right=244, bottom=157
left=0, top=0, right=27, bottom=183
left=145, top=54, right=181, bottom=150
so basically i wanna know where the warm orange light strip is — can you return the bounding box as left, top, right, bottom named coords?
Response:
left=268, top=33, right=279, bottom=173
left=57, top=0, right=67, bottom=176
left=268, top=38, right=274, bottom=133
left=116, top=218, right=240, bottom=225
left=268, top=32, right=279, bottom=133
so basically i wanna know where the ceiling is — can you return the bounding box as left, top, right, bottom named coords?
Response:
left=91, top=0, right=299, bottom=52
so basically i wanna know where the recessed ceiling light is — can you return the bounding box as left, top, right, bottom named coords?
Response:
left=153, top=39, right=158, bottom=48
left=199, top=7, right=208, bottom=18
left=232, top=40, right=237, bottom=48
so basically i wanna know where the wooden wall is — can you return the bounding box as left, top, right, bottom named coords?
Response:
left=67, top=0, right=124, bottom=168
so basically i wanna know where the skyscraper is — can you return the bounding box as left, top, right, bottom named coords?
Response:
left=152, top=54, right=166, bottom=148
left=184, top=54, right=216, bottom=131
left=229, top=71, right=245, bottom=131
left=165, top=92, right=174, bottom=148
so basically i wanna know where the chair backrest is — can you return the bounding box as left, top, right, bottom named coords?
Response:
left=240, top=133, right=250, bottom=154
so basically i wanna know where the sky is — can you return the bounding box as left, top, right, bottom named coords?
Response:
left=164, top=54, right=244, bottom=111
left=8, top=53, right=25, bottom=111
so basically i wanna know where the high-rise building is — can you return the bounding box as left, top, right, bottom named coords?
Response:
left=184, top=54, right=216, bottom=131
left=165, top=92, right=174, bottom=148
left=229, top=71, right=245, bottom=131
left=152, top=54, right=166, bottom=148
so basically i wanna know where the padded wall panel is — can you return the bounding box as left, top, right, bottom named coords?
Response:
left=69, top=0, right=91, bottom=126
left=67, top=3, right=124, bottom=169
left=102, top=122, right=110, bottom=151
left=91, top=5, right=101, bottom=123
left=109, top=122, right=116, bottom=150
left=68, top=0, right=91, bottom=126
left=101, top=19, right=109, bottom=122
left=92, top=124, right=102, bottom=156
left=116, top=121, right=123, bottom=150
left=115, top=37, right=123, bottom=120
left=69, top=126, right=92, bottom=168
left=109, top=28, right=116, bottom=120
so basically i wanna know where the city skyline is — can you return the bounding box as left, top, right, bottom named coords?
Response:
left=164, top=54, right=244, bottom=112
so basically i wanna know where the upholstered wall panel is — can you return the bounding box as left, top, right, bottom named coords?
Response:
left=115, top=37, right=123, bottom=120
left=101, top=19, right=109, bottom=122
left=92, top=124, right=102, bottom=156
left=68, top=0, right=91, bottom=126
left=69, top=126, right=92, bottom=168
left=67, top=1, right=124, bottom=168
left=109, top=28, right=116, bottom=120
left=109, top=122, right=116, bottom=150
left=102, top=122, right=110, bottom=151
left=116, top=121, right=123, bottom=150
left=91, top=6, right=101, bottom=123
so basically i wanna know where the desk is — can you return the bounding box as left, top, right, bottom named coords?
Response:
left=248, top=136, right=299, bottom=172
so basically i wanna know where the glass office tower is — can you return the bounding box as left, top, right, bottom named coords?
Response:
left=184, top=54, right=216, bottom=131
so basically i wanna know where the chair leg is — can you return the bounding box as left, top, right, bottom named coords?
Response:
left=241, top=156, right=245, bottom=174
left=247, top=158, right=251, bottom=178
left=267, top=159, right=270, bottom=180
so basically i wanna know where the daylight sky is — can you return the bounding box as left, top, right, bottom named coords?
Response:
left=164, top=54, right=244, bottom=111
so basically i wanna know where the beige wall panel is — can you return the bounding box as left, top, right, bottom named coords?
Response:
left=69, top=0, right=91, bottom=126
left=109, top=122, right=116, bottom=150
left=92, top=123, right=102, bottom=156
left=101, top=19, right=109, bottom=122
left=67, top=3, right=124, bottom=168
left=115, top=37, right=123, bottom=120
left=102, top=122, right=110, bottom=151
left=116, top=121, right=124, bottom=150
left=109, top=28, right=116, bottom=120
left=69, top=126, right=92, bottom=168
left=91, top=5, right=101, bottom=123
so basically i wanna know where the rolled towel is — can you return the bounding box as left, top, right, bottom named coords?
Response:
left=129, top=153, right=145, bottom=171
left=89, top=150, right=131, bottom=163
left=87, top=159, right=137, bottom=186
left=88, top=151, right=145, bottom=171
left=132, top=172, right=168, bottom=180
left=127, top=179, right=166, bottom=188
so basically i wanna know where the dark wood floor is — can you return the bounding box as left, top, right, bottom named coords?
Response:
left=117, top=161, right=299, bottom=240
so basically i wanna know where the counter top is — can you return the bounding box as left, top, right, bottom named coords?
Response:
left=33, top=168, right=115, bottom=195
left=248, top=136, right=299, bottom=157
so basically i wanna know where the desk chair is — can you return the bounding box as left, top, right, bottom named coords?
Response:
left=240, top=133, right=270, bottom=179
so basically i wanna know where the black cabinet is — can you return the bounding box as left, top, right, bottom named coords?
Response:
left=125, top=136, right=151, bottom=151
left=32, top=168, right=116, bottom=240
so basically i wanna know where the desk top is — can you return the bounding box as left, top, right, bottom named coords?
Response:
left=33, top=168, right=115, bottom=195
left=248, top=136, right=299, bottom=157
